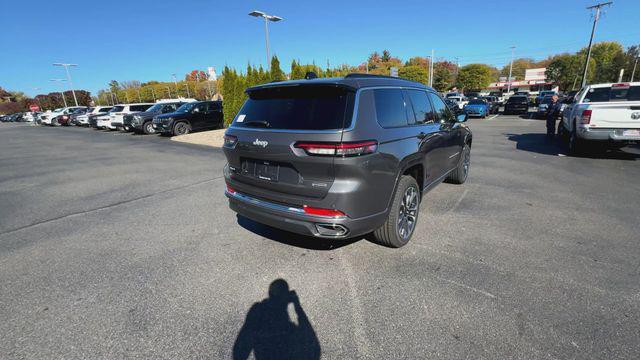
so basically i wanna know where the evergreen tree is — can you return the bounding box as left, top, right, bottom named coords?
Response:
left=269, top=56, right=285, bottom=81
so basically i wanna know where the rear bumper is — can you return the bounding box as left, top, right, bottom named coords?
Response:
left=226, top=188, right=386, bottom=239
left=578, top=126, right=640, bottom=142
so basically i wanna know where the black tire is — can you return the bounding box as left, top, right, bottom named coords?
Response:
left=447, top=143, right=471, bottom=184
left=142, top=121, right=155, bottom=135
left=172, top=122, right=191, bottom=136
left=373, top=175, right=420, bottom=248
left=568, top=126, right=585, bottom=156
left=557, top=121, right=568, bottom=141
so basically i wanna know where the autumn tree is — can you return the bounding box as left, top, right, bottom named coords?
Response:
left=185, top=70, right=208, bottom=82
left=398, top=66, right=428, bottom=84
left=456, top=64, right=495, bottom=91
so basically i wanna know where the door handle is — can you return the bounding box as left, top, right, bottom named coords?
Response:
left=417, top=132, right=427, bottom=139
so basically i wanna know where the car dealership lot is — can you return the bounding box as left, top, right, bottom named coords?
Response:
left=1, top=119, right=639, bottom=359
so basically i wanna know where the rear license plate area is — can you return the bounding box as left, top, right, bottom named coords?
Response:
left=623, top=129, right=640, bottom=137
left=242, top=159, right=280, bottom=182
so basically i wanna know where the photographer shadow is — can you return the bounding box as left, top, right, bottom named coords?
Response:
left=233, top=279, right=321, bottom=360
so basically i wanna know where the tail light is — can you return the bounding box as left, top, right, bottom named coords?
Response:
left=223, top=134, right=238, bottom=148
left=294, top=140, right=377, bottom=157
left=302, top=205, right=346, bottom=218
left=581, top=109, right=592, bottom=124
left=226, top=184, right=236, bottom=194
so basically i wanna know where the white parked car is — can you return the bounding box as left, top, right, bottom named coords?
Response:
left=559, top=82, right=640, bottom=154
left=95, top=107, right=121, bottom=130
left=447, top=96, right=469, bottom=109
left=76, top=106, right=113, bottom=126
left=40, top=106, right=86, bottom=126
left=110, top=103, right=154, bottom=131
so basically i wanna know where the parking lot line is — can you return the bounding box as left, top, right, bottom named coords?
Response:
left=485, top=114, right=499, bottom=120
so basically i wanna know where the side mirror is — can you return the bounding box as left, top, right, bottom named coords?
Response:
left=457, top=113, right=468, bottom=123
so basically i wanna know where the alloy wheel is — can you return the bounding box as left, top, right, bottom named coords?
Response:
left=397, top=186, right=419, bottom=240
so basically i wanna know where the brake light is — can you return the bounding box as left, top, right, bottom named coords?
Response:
left=223, top=134, right=238, bottom=148
left=294, top=140, right=377, bottom=157
left=581, top=109, right=592, bottom=124
left=226, top=184, right=236, bottom=194
left=302, top=205, right=346, bottom=218
left=612, top=83, right=630, bottom=88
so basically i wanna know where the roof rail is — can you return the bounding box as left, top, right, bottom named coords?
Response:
left=345, top=73, right=402, bottom=80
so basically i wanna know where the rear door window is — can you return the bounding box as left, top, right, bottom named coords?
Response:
left=234, top=85, right=355, bottom=130
left=405, top=90, right=434, bottom=124
left=373, top=89, right=410, bottom=128
left=583, top=86, right=640, bottom=102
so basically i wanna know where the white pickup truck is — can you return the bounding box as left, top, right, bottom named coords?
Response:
left=559, top=82, right=640, bottom=154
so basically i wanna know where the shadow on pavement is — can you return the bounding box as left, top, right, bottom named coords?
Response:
left=505, top=133, right=640, bottom=160
left=236, top=215, right=362, bottom=250
left=233, top=279, right=321, bottom=360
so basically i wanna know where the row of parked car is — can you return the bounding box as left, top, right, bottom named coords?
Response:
left=28, top=98, right=224, bottom=136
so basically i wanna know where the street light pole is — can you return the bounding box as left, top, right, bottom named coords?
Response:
left=507, top=46, right=516, bottom=94
left=50, top=79, right=68, bottom=107
left=631, top=56, right=638, bottom=82
left=581, top=2, right=613, bottom=88
left=249, top=10, right=283, bottom=70
left=53, top=63, right=79, bottom=106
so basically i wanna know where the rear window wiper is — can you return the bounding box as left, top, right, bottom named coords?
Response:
left=243, top=120, right=271, bottom=128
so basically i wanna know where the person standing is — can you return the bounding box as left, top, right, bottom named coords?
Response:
left=546, top=95, right=561, bottom=140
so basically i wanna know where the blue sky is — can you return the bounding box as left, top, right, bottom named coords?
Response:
left=1, top=0, right=639, bottom=96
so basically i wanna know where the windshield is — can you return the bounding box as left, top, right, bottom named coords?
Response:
left=145, top=104, right=164, bottom=113
left=176, top=102, right=198, bottom=113
left=541, top=97, right=554, bottom=104
left=110, top=106, right=124, bottom=112
left=233, top=85, right=355, bottom=130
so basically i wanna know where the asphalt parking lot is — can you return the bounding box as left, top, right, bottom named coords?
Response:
left=1, top=118, right=639, bottom=359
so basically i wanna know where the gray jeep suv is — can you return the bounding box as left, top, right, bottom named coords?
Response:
left=223, top=74, right=472, bottom=247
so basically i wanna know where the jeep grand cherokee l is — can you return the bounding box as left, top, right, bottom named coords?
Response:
left=124, top=100, right=193, bottom=134
left=223, top=74, right=472, bottom=247
left=152, top=101, right=223, bottom=136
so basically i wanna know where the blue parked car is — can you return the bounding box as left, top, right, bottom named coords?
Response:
left=463, top=99, right=490, bottom=118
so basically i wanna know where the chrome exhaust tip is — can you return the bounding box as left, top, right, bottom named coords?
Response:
left=315, top=223, right=349, bottom=237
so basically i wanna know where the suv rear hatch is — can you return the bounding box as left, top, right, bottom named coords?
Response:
left=583, top=84, right=640, bottom=128
left=223, top=84, right=356, bottom=205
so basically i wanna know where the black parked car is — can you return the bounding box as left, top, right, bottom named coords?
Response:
left=479, top=96, right=500, bottom=114
left=152, top=101, right=223, bottom=136
left=222, top=74, right=472, bottom=247
left=124, top=101, right=189, bottom=134
left=504, top=95, right=529, bottom=115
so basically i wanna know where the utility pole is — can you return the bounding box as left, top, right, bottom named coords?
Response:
left=136, top=88, right=142, bottom=102
left=581, top=2, right=613, bottom=88
left=185, top=83, right=191, bottom=98
left=151, top=87, right=156, bottom=102
left=166, top=86, right=172, bottom=99
left=631, top=56, right=638, bottom=82
left=507, top=46, right=516, bottom=94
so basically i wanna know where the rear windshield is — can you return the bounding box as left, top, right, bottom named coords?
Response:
left=110, top=106, right=125, bottom=112
left=468, top=100, right=485, bottom=105
left=508, top=96, right=528, bottom=103
left=584, top=86, right=640, bottom=102
left=234, top=85, right=355, bottom=130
